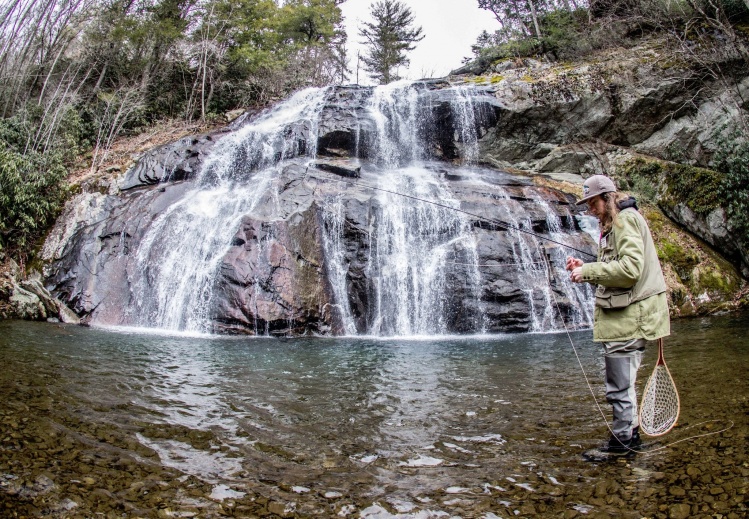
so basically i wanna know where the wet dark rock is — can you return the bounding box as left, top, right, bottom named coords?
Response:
left=312, top=160, right=361, bottom=178
left=44, top=155, right=591, bottom=335
left=669, top=486, right=686, bottom=496
left=120, top=131, right=230, bottom=190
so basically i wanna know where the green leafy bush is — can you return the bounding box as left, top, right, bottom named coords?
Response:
left=0, top=113, right=74, bottom=253
left=0, top=148, right=69, bottom=251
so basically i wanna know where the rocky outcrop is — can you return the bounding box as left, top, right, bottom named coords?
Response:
left=0, top=258, right=79, bottom=323
left=119, top=131, right=229, bottom=190
left=633, top=76, right=749, bottom=165
left=608, top=156, right=749, bottom=277
left=455, top=45, right=747, bottom=174
left=451, top=44, right=748, bottom=278
left=660, top=204, right=748, bottom=277
left=39, top=59, right=748, bottom=334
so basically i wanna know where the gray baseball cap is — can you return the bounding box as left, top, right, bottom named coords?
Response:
left=576, top=175, right=617, bottom=205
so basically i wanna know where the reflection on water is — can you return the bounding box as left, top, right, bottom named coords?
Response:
left=0, top=313, right=747, bottom=516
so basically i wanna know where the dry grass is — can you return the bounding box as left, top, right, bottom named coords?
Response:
left=530, top=174, right=582, bottom=197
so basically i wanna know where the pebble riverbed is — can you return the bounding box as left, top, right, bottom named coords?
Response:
left=1, top=315, right=747, bottom=518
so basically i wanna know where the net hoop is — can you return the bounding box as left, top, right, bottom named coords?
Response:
left=639, top=338, right=681, bottom=436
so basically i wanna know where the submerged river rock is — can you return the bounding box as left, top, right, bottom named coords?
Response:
left=1, top=314, right=747, bottom=517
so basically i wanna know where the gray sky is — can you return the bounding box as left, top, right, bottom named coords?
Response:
left=340, top=0, right=499, bottom=84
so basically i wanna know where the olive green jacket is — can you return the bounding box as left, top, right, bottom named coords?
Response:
left=581, top=208, right=670, bottom=342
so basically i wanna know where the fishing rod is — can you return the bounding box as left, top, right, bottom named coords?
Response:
left=305, top=167, right=735, bottom=455
left=305, top=168, right=598, bottom=260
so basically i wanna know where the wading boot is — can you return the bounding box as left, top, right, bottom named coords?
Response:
left=602, top=427, right=642, bottom=454
left=583, top=427, right=641, bottom=461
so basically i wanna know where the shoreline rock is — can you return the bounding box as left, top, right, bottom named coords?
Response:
left=0, top=260, right=80, bottom=323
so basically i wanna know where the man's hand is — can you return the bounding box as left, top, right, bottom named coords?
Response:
left=566, top=256, right=584, bottom=283
left=566, top=256, right=584, bottom=271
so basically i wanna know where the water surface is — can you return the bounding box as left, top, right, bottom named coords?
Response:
left=1, top=314, right=747, bottom=517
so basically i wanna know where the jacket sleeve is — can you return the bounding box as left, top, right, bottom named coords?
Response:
left=581, top=212, right=645, bottom=288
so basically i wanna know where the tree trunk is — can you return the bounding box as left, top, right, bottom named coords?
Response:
left=527, top=0, right=542, bottom=39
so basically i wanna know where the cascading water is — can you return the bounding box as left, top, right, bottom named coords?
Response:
left=366, top=167, right=480, bottom=336
left=448, top=86, right=481, bottom=164
left=124, top=88, right=329, bottom=333
left=62, top=80, right=596, bottom=336
left=368, top=81, right=425, bottom=167
left=318, top=81, right=485, bottom=336
left=320, top=193, right=359, bottom=336
left=527, top=190, right=595, bottom=330
left=477, top=184, right=556, bottom=332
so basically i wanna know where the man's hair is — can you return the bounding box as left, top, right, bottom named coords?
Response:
left=602, top=192, right=631, bottom=233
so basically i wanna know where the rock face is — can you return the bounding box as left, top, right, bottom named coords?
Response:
left=663, top=204, right=747, bottom=277
left=453, top=46, right=748, bottom=277
left=118, top=132, right=224, bottom=191
left=454, top=46, right=748, bottom=171
left=41, top=54, right=749, bottom=333
left=42, top=84, right=596, bottom=336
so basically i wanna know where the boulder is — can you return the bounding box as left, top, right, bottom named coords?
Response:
left=10, top=284, right=46, bottom=320
left=0, top=260, right=79, bottom=322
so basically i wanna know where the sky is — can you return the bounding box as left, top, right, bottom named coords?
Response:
left=339, top=0, right=500, bottom=84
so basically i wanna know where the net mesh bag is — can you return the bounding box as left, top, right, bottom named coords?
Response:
left=639, top=340, right=680, bottom=436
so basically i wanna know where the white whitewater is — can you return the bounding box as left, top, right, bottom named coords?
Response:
left=320, top=192, right=359, bottom=336
left=124, top=88, right=329, bottom=333
left=113, top=81, right=590, bottom=336
left=366, top=166, right=480, bottom=336
left=449, top=86, right=481, bottom=164
left=320, top=81, right=484, bottom=336
left=323, top=80, right=591, bottom=335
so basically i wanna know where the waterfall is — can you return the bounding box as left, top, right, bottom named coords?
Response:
left=123, top=88, right=329, bottom=333
left=319, top=81, right=485, bottom=336
left=448, top=86, right=480, bottom=164
left=367, top=80, right=425, bottom=168
left=320, top=193, right=358, bottom=336
left=63, top=81, right=596, bottom=336
left=366, top=167, right=479, bottom=336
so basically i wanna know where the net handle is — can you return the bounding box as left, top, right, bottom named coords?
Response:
left=656, top=337, right=665, bottom=366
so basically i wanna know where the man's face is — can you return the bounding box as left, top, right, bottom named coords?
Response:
left=586, top=195, right=606, bottom=221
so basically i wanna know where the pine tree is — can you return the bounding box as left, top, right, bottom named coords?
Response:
left=358, top=0, right=424, bottom=84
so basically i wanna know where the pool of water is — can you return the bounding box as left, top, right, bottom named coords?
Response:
left=1, top=313, right=747, bottom=517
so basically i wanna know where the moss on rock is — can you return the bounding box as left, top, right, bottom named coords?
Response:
left=617, top=157, right=724, bottom=216
left=643, top=205, right=743, bottom=316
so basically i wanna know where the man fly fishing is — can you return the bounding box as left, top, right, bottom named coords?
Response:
left=566, top=175, right=670, bottom=453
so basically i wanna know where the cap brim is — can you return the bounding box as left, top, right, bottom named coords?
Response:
left=576, top=189, right=615, bottom=205
left=576, top=194, right=596, bottom=206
